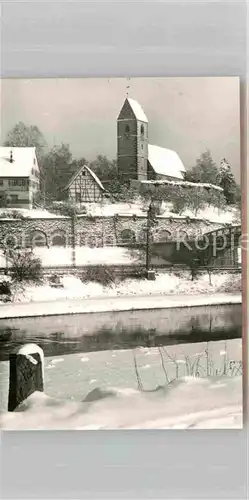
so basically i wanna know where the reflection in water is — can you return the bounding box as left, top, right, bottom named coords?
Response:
left=0, top=303, right=242, bottom=360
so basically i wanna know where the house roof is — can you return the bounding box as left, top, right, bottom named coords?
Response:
left=148, top=144, right=186, bottom=180
left=0, top=147, right=38, bottom=178
left=127, top=98, right=148, bottom=123
left=64, top=165, right=105, bottom=191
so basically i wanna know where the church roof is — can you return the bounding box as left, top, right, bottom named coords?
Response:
left=64, top=164, right=105, bottom=191
left=127, top=98, right=148, bottom=123
left=148, top=144, right=186, bottom=180
left=0, top=147, right=38, bottom=177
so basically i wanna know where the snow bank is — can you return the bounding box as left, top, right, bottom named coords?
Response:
left=0, top=208, right=66, bottom=219
left=0, top=376, right=242, bottom=430
left=82, top=200, right=239, bottom=225
left=0, top=339, right=242, bottom=428
left=3, top=272, right=241, bottom=307
left=0, top=202, right=239, bottom=225
left=33, top=246, right=142, bottom=267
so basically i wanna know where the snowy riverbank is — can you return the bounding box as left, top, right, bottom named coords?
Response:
left=0, top=292, right=242, bottom=319
left=0, top=272, right=242, bottom=319
left=0, top=338, right=243, bottom=429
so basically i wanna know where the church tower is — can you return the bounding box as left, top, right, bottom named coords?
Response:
left=117, top=98, right=148, bottom=183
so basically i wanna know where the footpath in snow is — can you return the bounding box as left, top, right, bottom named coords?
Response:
left=0, top=292, right=242, bottom=319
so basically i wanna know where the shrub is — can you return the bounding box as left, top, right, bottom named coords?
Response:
left=83, top=265, right=116, bottom=286
left=5, top=248, right=44, bottom=283
left=0, top=209, right=25, bottom=219
left=217, top=274, right=241, bottom=293
left=48, top=201, right=87, bottom=217
left=171, top=196, right=188, bottom=215
left=0, top=280, right=12, bottom=302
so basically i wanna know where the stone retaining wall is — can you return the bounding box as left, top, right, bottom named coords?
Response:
left=0, top=214, right=229, bottom=249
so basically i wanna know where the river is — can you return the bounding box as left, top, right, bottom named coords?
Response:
left=0, top=303, right=242, bottom=361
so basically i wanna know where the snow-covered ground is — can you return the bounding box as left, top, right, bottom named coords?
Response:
left=80, top=201, right=239, bottom=224
left=0, top=202, right=240, bottom=225
left=2, top=272, right=242, bottom=304
left=0, top=273, right=241, bottom=319
left=0, top=208, right=67, bottom=219
left=0, top=246, right=144, bottom=268
left=0, top=339, right=242, bottom=429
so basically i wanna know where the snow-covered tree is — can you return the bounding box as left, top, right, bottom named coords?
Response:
left=218, top=158, right=238, bottom=205
left=185, top=150, right=220, bottom=185
left=3, top=122, right=47, bottom=161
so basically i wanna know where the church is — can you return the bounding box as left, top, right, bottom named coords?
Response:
left=117, top=97, right=186, bottom=183
left=65, top=96, right=186, bottom=203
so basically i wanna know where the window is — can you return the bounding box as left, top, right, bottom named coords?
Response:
left=0, top=179, right=3, bottom=186
left=10, top=194, right=18, bottom=202
left=82, top=171, right=86, bottom=176
left=76, top=192, right=81, bottom=203
left=141, top=124, right=144, bottom=136
left=8, top=179, right=27, bottom=187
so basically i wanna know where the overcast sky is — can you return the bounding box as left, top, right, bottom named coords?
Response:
left=1, top=77, right=240, bottom=181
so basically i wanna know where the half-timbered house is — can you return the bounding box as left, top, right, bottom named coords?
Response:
left=64, top=165, right=105, bottom=204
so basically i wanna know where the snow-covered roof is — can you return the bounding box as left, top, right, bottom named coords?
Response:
left=65, top=165, right=105, bottom=191
left=148, top=145, right=186, bottom=180
left=0, top=147, right=38, bottom=178
left=127, top=98, right=148, bottom=123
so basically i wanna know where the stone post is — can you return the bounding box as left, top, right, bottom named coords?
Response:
left=8, top=343, right=44, bottom=412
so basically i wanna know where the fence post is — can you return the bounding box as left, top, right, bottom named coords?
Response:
left=71, top=211, right=76, bottom=267
left=8, top=343, right=44, bottom=412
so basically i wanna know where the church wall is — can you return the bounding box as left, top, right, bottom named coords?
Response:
left=117, top=119, right=138, bottom=181
left=136, top=121, right=148, bottom=181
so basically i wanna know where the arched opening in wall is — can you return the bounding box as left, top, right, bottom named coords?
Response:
left=29, top=230, right=48, bottom=248
left=157, top=230, right=172, bottom=242
left=3, top=234, right=19, bottom=250
left=125, top=125, right=130, bottom=138
left=120, top=229, right=136, bottom=245
left=51, top=231, right=67, bottom=247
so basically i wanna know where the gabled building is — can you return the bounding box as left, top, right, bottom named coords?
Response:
left=64, top=164, right=105, bottom=204
left=117, top=97, right=186, bottom=183
left=0, top=147, right=40, bottom=209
